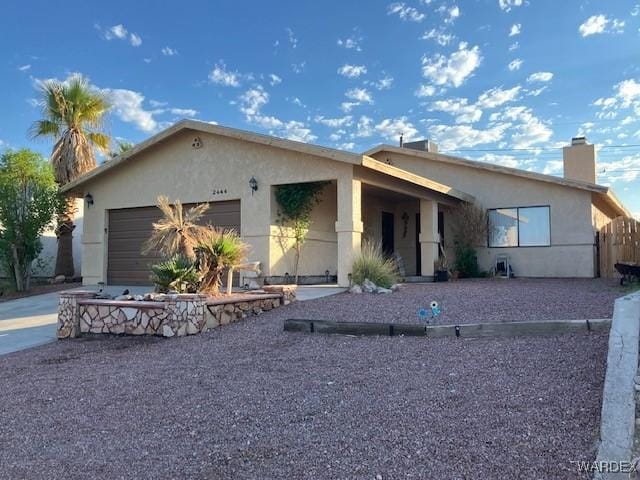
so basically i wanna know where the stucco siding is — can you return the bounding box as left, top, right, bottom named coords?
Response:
left=370, top=150, right=597, bottom=277
left=79, top=129, right=351, bottom=285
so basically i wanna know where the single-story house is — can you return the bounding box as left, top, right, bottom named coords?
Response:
left=61, top=119, right=629, bottom=287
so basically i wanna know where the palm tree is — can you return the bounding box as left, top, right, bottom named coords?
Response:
left=109, top=140, right=134, bottom=159
left=30, top=74, right=110, bottom=278
left=143, top=196, right=210, bottom=261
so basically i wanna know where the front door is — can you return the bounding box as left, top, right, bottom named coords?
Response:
left=381, top=212, right=395, bottom=256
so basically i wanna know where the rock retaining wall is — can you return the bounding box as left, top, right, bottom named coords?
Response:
left=58, top=287, right=297, bottom=339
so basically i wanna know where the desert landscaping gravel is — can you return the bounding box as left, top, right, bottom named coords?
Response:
left=0, top=280, right=610, bottom=480
left=302, top=278, right=622, bottom=325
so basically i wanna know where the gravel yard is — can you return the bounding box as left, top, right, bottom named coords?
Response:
left=294, top=278, right=622, bottom=325
left=0, top=288, right=608, bottom=479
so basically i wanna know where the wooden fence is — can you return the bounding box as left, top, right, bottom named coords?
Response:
left=599, top=216, right=640, bottom=278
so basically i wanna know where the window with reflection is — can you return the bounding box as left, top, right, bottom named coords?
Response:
left=488, top=206, right=550, bottom=247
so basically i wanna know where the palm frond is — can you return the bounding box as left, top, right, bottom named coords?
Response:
left=86, top=132, right=110, bottom=152
left=29, top=119, right=61, bottom=140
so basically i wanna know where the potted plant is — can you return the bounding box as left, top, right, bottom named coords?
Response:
left=434, top=257, right=449, bottom=282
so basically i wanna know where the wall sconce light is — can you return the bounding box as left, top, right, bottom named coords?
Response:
left=249, top=176, right=258, bottom=195
left=84, top=193, right=94, bottom=206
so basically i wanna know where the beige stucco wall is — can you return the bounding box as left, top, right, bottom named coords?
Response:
left=78, top=129, right=352, bottom=285
left=369, top=150, right=598, bottom=277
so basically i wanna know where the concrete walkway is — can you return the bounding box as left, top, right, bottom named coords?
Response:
left=0, top=284, right=346, bottom=356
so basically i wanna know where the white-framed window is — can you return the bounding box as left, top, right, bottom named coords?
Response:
left=488, top=206, right=550, bottom=247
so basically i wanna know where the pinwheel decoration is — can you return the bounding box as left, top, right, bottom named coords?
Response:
left=418, top=301, right=441, bottom=324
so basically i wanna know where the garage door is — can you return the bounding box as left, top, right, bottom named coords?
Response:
left=107, top=200, right=241, bottom=285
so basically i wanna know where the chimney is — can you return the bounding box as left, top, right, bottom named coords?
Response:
left=562, top=137, right=596, bottom=183
left=402, top=139, right=438, bottom=153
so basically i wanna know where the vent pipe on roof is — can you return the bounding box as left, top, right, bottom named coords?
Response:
left=399, top=134, right=404, bottom=148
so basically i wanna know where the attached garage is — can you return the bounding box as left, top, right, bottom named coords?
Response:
left=107, top=200, right=241, bottom=285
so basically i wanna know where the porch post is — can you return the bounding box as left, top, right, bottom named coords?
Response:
left=336, top=177, right=363, bottom=287
left=419, top=199, right=439, bottom=277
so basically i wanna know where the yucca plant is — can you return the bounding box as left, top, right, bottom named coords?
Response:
left=150, top=255, right=199, bottom=293
left=352, top=241, right=399, bottom=288
left=143, top=196, right=209, bottom=260
left=195, top=228, right=249, bottom=295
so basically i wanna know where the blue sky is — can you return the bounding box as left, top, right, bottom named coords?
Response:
left=1, top=0, right=639, bottom=214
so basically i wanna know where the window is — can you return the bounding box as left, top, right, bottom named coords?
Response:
left=488, top=206, right=550, bottom=247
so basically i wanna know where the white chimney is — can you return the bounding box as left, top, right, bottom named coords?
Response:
left=562, top=137, right=596, bottom=183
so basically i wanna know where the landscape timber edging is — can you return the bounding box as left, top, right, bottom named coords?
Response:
left=594, top=291, right=640, bottom=480
left=283, top=318, right=611, bottom=338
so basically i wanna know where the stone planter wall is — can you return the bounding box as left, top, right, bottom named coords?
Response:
left=206, top=294, right=283, bottom=328
left=58, top=286, right=297, bottom=339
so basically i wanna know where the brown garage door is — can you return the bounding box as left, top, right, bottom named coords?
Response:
left=107, top=200, right=241, bottom=285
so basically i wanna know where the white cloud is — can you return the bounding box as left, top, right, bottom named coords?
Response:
left=103, top=88, right=158, bottom=133
left=129, top=33, right=142, bottom=47
left=492, top=106, right=553, bottom=148
left=415, top=84, right=437, bottom=97
left=18, top=64, right=31, bottom=71
left=593, top=79, right=640, bottom=120
left=421, top=42, right=482, bottom=88
left=315, top=115, right=353, bottom=128
left=338, top=64, right=368, bottom=78
left=337, top=33, right=363, bottom=51
left=498, top=0, right=523, bottom=12
left=509, top=23, right=521, bottom=36
left=370, top=75, right=394, bottom=90
left=268, top=74, right=282, bottom=86
left=98, top=24, right=142, bottom=47
left=508, top=58, right=523, bottom=71
left=477, top=86, right=521, bottom=108
left=428, top=123, right=508, bottom=150
left=579, top=15, right=624, bottom=37
left=161, top=46, right=178, bottom=56
left=421, top=28, right=455, bottom=46
left=387, top=2, right=425, bottom=22
left=286, top=28, right=298, bottom=48
left=345, top=87, right=374, bottom=104
left=341, top=102, right=359, bottom=113
left=209, top=61, right=241, bottom=87
left=169, top=108, right=197, bottom=117
left=599, top=155, right=640, bottom=183
left=238, top=85, right=316, bottom=142
left=106, top=24, right=127, bottom=40
left=527, top=71, right=554, bottom=83
left=430, top=97, right=483, bottom=124
left=239, top=86, right=269, bottom=116
left=509, top=41, right=519, bottom=51
left=543, top=160, right=563, bottom=175
left=353, top=115, right=374, bottom=137
left=291, top=62, right=306, bottom=74
left=445, top=5, right=460, bottom=23
left=375, top=117, right=419, bottom=141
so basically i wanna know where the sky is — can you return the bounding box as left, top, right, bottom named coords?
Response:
left=0, top=0, right=639, bottom=215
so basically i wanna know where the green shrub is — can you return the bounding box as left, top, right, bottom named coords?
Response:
left=454, top=243, right=480, bottom=278
left=150, top=255, right=199, bottom=293
left=352, top=241, right=399, bottom=288
left=195, top=228, right=249, bottom=295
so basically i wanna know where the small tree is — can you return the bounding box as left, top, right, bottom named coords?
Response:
left=275, top=181, right=329, bottom=283
left=452, top=202, right=488, bottom=278
left=0, top=150, right=61, bottom=291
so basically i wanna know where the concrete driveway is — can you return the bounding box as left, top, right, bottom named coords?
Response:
left=0, top=284, right=345, bottom=356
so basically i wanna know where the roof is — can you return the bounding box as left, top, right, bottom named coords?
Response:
left=365, top=144, right=630, bottom=217
left=60, top=120, right=629, bottom=216
left=61, top=119, right=361, bottom=194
